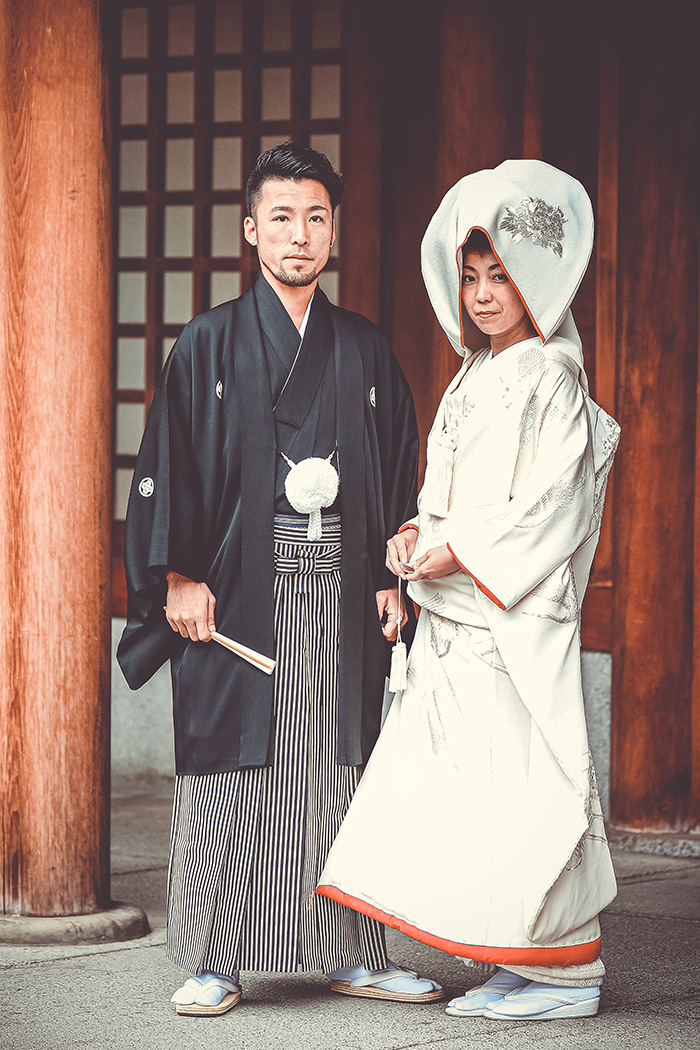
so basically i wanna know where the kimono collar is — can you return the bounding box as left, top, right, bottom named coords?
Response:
left=421, top=159, right=593, bottom=375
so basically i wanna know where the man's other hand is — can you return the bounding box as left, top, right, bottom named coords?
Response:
left=376, top=587, right=407, bottom=642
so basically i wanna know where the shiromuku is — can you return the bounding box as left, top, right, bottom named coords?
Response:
left=317, top=159, right=621, bottom=1022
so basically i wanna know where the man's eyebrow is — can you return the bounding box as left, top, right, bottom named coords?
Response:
left=269, top=203, right=329, bottom=213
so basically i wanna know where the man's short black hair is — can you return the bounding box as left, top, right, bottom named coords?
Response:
left=246, top=141, right=344, bottom=217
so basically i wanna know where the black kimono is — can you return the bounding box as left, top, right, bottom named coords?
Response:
left=117, top=277, right=419, bottom=776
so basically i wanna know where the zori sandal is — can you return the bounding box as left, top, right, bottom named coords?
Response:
left=170, top=974, right=242, bottom=1016
left=483, top=980, right=600, bottom=1020
left=329, top=962, right=443, bottom=1002
left=446, top=970, right=530, bottom=1017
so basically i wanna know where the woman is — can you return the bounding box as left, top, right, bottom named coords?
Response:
left=317, top=160, right=620, bottom=1021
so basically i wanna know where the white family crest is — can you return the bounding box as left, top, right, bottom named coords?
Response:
left=139, top=477, right=155, bottom=497
left=369, top=386, right=376, bottom=408
left=216, top=380, right=223, bottom=399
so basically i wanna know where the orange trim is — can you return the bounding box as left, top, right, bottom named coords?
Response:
left=457, top=227, right=544, bottom=348
left=316, top=885, right=602, bottom=967
left=398, top=523, right=419, bottom=534
left=446, top=543, right=506, bottom=610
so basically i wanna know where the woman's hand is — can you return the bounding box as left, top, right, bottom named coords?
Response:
left=404, top=544, right=459, bottom=581
left=386, top=528, right=418, bottom=577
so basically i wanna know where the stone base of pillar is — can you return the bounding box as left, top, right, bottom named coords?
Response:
left=0, top=902, right=149, bottom=946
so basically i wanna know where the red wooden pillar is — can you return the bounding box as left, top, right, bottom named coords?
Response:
left=610, top=19, right=699, bottom=830
left=0, top=0, right=144, bottom=934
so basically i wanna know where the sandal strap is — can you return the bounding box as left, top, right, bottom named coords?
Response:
left=350, top=967, right=418, bottom=988
left=195, top=977, right=240, bottom=995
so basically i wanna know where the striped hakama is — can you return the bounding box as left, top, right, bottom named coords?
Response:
left=166, top=514, right=388, bottom=976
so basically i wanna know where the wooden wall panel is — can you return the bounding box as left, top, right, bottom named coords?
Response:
left=376, top=1, right=441, bottom=461
left=339, top=0, right=381, bottom=324
left=381, top=0, right=527, bottom=472
left=611, top=20, right=699, bottom=830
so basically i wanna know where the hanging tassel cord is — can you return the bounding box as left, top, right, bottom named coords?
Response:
left=388, top=578, right=407, bottom=693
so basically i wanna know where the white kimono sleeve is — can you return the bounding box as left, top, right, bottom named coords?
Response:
left=447, top=363, right=595, bottom=611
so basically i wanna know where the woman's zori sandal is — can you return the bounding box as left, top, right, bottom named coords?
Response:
left=446, top=969, right=600, bottom=1020
left=329, top=962, right=443, bottom=1002
left=170, top=972, right=241, bottom=1016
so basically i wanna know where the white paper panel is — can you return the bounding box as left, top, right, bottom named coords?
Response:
left=259, top=135, right=284, bottom=156
left=309, top=133, right=340, bottom=172
left=119, top=206, right=147, bottom=258
left=165, top=139, right=194, bottom=191
left=168, top=4, right=195, bottom=56
left=310, top=65, right=340, bottom=119
left=118, top=272, right=147, bottom=324
left=210, top=272, right=241, bottom=307
left=329, top=203, right=339, bottom=258
left=120, top=140, right=148, bottom=192
left=212, top=137, right=243, bottom=190
left=162, top=337, right=177, bottom=368
left=114, top=468, right=134, bottom=521
left=121, top=73, right=148, bottom=125
left=164, top=205, right=194, bottom=257
left=121, top=8, right=148, bottom=58
left=214, top=69, right=243, bottom=122
left=317, top=270, right=338, bottom=304
left=215, top=2, right=243, bottom=53
left=261, top=67, right=291, bottom=121
left=263, top=0, right=292, bottom=51
left=163, top=272, right=193, bottom=324
left=116, top=403, right=146, bottom=456
left=117, top=338, right=146, bottom=390
left=211, top=205, right=241, bottom=256
left=167, top=71, right=195, bottom=124
left=312, top=0, right=341, bottom=49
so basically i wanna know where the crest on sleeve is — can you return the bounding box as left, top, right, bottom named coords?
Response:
left=138, top=477, right=155, bottom=498
left=216, top=380, right=223, bottom=400
left=369, top=386, right=376, bottom=408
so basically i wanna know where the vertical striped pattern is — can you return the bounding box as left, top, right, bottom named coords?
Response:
left=166, top=515, right=387, bottom=975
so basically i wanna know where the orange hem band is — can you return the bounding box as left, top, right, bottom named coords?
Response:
left=398, top=523, right=419, bottom=534
left=446, top=543, right=506, bottom=610
left=316, top=885, right=602, bottom=967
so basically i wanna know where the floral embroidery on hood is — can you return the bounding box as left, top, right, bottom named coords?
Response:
left=499, top=196, right=567, bottom=258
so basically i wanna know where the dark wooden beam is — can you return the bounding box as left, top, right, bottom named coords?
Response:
left=611, top=18, right=699, bottom=830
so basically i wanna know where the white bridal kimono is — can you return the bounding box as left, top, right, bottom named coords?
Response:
left=318, top=160, right=620, bottom=973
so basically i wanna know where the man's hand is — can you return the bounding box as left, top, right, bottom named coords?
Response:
left=404, top=545, right=459, bottom=581
left=386, top=528, right=418, bottom=577
left=165, top=571, right=216, bottom=641
left=376, top=587, right=407, bottom=642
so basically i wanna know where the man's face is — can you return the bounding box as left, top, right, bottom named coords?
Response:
left=243, top=178, right=335, bottom=291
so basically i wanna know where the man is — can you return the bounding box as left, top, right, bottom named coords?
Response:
left=117, top=143, right=442, bottom=1015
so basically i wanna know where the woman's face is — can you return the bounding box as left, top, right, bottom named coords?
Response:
left=461, top=250, right=536, bottom=353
